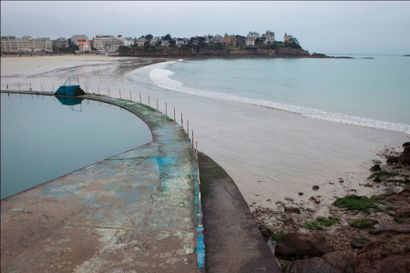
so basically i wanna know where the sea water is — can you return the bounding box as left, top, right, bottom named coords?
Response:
left=149, top=56, right=410, bottom=134
left=0, top=93, right=152, bottom=198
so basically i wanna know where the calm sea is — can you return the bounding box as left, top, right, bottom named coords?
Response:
left=149, top=56, right=410, bottom=134
left=0, top=94, right=152, bottom=198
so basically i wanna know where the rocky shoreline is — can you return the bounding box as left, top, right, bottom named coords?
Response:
left=252, top=142, right=410, bottom=273
left=118, top=46, right=353, bottom=59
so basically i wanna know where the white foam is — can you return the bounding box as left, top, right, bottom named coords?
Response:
left=147, top=62, right=410, bottom=135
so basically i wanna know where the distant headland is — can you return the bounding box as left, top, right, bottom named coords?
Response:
left=1, top=31, right=352, bottom=59
left=118, top=32, right=352, bottom=59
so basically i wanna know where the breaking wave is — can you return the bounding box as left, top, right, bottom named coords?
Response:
left=148, top=61, right=410, bottom=135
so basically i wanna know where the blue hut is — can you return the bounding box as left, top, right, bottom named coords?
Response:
left=54, top=77, right=85, bottom=97
left=55, top=85, right=85, bottom=96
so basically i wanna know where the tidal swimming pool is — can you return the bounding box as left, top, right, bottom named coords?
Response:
left=1, top=93, right=152, bottom=199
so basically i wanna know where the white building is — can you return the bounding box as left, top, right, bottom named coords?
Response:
left=264, top=30, right=275, bottom=45
left=123, top=37, right=135, bottom=47
left=71, top=34, right=91, bottom=52
left=136, top=37, right=147, bottom=47
left=92, top=35, right=123, bottom=53
left=175, top=38, right=188, bottom=47
left=161, top=40, right=170, bottom=47
left=149, top=37, right=161, bottom=46
left=245, top=32, right=259, bottom=47
left=1, top=36, right=53, bottom=53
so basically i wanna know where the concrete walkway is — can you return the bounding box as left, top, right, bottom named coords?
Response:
left=198, top=152, right=281, bottom=273
left=1, top=92, right=202, bottom=273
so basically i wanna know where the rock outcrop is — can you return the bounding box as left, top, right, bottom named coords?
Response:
left=276, top=233, right=334, bottom=260
left=355, top=235, right=410, bottom=273
left=283, top=235, right=410, bottom=273
left=386, top=142, right=410, bottom=166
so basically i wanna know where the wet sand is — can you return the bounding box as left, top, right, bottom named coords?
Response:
left=1, top=55, right=408, bottom=213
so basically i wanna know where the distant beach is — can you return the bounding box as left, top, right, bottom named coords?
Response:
left=1, top=55, right=408, bottom=214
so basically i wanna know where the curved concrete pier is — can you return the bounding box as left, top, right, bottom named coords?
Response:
left=1, top=92, right=202, bottom=273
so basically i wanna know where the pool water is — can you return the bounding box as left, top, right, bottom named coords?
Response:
left=1, top=93, right=152, bottom=199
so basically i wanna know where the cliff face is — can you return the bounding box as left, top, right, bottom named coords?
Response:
left=118, top=46, right=310, bottom=58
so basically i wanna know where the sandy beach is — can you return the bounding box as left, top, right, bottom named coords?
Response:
left=1, top=55, right=408, bottom=214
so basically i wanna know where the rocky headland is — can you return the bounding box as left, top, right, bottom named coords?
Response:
left=252, top=142, right=410, bottom=273
left=118, top=46, right=352, bottom=59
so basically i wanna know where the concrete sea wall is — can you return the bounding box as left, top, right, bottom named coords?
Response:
left=0, top=90, right=205, bottom=273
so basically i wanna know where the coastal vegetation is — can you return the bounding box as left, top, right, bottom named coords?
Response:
left=303, top=217, right=339, bottom=230
left=349, top=218, right=378, bottom=229
left=333, top=195, right=384, bottom=213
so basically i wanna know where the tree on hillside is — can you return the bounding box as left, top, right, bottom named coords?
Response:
left=285, top=37, right=302, bottom=49
left=270, top=41, right=284, bottom=50
left=145, top=34, right=153, bottom=40
left=162, top=34, right=172, bottom=41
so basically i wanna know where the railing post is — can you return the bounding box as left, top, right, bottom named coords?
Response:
left=165, top=102, right=168, bottom=116
left=139, top=92, right=142, bottom=103
left=29, top=82, right=32, bottom=91
left=181, top=113, right=183, bottom=126
left=191, top=129, right=194, bottom=149
left=195, top=141, right=198, bottom=157
left=129, top=90, right=132, bottom=101
left=108, top=87, right=111, bottom=97
left=148, top=95, right=151, bottom=106
left=18, top=82, right=21, bottom=91
left=41, top=83, right=43, bottom=92
left=156, top=99, right=159, bottom=111
left=187, top=120, right=190, bottom=136
left=119, top=88, right=122, bottom=99
left=173, top=107, right=176, bottom=121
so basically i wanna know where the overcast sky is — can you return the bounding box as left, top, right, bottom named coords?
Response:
left=1, top=1, right=409, bottom=54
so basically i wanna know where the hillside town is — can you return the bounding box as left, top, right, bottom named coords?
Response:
left=0, top=31, right=305, bottom=57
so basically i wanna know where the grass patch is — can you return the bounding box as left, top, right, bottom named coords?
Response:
left=303, top=217, right=339, bottom=230
left=334, top=195, right=384, bottom=213
left=349, top=218, right=378, bottom=229
left=270, top=230, right=287, bottom=242
left=368, top=170, right=400, bottom=182
left=369, top=163, right=381, bottom=172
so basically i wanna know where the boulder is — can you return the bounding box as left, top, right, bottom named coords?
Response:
left=387, top=142, right=410, bottom=165
left=323, top=251, right=357, bottom=272
left=276, top=232, right=334, bottom=260
left=399, top=144, right=410, bottom=165
left=395, top=207, right=410, bottom=224
left=386, top=156, right=399, bottom=165
left=309, top=196, right=321, bottom=204
left=283, top=251, right=356, bottom=273
left=282, top=236, right=410, bottom=273
left=356, top=235, right=410, bottom=273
